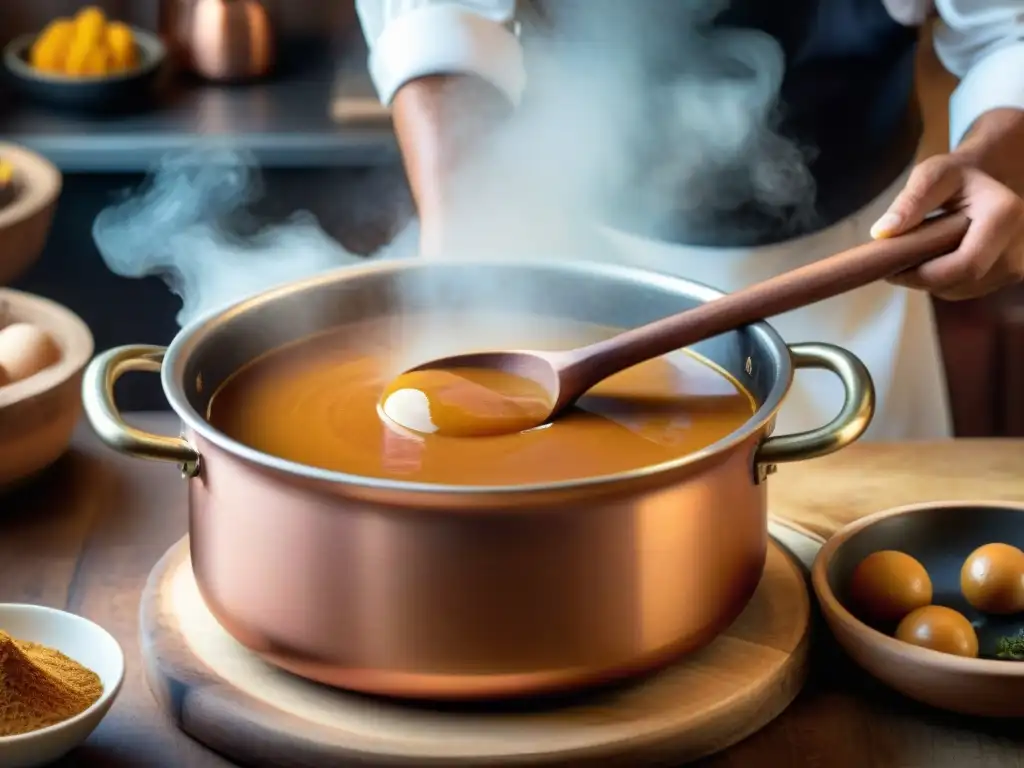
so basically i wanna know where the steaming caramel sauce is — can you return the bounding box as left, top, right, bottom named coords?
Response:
left=206, top=315, right=756, bottom=486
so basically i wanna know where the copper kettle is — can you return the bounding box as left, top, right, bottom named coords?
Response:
left=162, top=0, right=275, bottom=82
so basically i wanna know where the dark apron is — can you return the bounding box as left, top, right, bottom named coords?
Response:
left=522, top=0, right=922, bottom=247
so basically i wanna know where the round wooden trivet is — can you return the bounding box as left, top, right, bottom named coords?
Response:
left=140, top=522, right=816, bottom=768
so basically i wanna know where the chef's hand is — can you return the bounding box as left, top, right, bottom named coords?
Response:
left=870, top=110, right=1024, bottom=301
left=870, top=160, right=1024, bottom=301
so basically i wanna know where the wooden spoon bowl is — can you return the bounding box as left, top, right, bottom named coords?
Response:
left=812, top=501, right=1024, bottom=717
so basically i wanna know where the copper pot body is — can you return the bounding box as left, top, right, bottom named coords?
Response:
left=168, top=0, right=275, bottom=81
left=82, top=259, right=874, bottom=700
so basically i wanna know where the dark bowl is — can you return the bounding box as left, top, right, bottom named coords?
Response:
left=812, top=501, right=1024, bottom=717
left=3, top=27, right=167, bottom=114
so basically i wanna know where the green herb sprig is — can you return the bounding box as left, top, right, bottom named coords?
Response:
left=995, top=630, right=1024, bottom=660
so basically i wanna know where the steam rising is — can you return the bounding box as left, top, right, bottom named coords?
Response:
left=93, top=148, right=414, bottom=327
left=94, top=2, right=816, bottom=329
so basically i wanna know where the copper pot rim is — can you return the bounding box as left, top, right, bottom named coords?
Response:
left=811, top=499, right=1024, bottom=678
left=161, top=259, right=793, bottom=496
left=190, top=429, right=762, bottom=510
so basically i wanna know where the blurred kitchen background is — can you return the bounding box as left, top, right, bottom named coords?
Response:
left=1, top=1, right=1021, bottom=436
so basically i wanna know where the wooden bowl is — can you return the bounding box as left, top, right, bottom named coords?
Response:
left=3, top=27, right=167, bottom=114
left=0, top=143, right=61, bottom=286
left=812, top=501, right=1024, bottom=717
left=0, top=289, right=93, bottom=491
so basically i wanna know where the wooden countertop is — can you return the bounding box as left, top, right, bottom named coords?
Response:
left=772, top=441, right=1024, bottom=541
left=4, top=413, right=1024, bottom=767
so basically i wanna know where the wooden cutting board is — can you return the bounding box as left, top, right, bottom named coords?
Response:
left=139, top=521, right=818, bottom=768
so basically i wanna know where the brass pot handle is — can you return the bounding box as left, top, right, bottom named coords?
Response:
left=755, top=342, right=875, bottom=478
left=81, top=345, right=201, bottom=478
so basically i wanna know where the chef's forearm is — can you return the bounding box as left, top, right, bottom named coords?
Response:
left=392, top=74, right=513, bottom=221
left=953, top=108, right=1024, bottom=195
left=355, top=2, right=526, bottom=223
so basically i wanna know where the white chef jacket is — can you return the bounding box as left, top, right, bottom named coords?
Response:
left=354, top=0, right=1024, bottom=441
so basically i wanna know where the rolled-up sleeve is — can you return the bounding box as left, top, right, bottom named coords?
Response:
left=355, top=0, right=526, bottom=106
left=933, top=0, right=1024, bottom=149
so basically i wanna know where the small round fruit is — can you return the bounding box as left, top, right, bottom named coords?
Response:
left=895, top=605, right=979, bottom=657
left=848, top=550, right=933, bottom=625
left=960, top=543, right=1024, bottom=615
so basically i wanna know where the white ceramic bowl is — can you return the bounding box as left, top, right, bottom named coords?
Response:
left=0, top=604, right=124, bottom=768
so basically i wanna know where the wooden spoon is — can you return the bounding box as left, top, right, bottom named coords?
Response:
left=380, top=213, right=970, bottom=437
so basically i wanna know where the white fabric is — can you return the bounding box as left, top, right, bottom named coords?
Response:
left=355, top=1, right=523, bottom=105
left=355, top=0, right=1024, bottom=146
left=599, top=170, right=953, bottom=442
left=937, top=38, right=1024, bottom=149
left=932, top=0, right=1024, bottom=147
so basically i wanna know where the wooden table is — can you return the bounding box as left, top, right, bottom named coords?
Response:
left=4, top=413, right=1024, bottom=767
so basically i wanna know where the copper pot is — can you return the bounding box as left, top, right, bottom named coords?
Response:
left=166, top=0, right=275, bottom=81
left=82, top=260, right=873, bottom=700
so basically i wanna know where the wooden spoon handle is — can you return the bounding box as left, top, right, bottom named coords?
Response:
left=575, top=212, right=970, bottom=378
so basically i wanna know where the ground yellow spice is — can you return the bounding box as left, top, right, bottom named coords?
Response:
left=0, top=630, right=103, bottom=736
